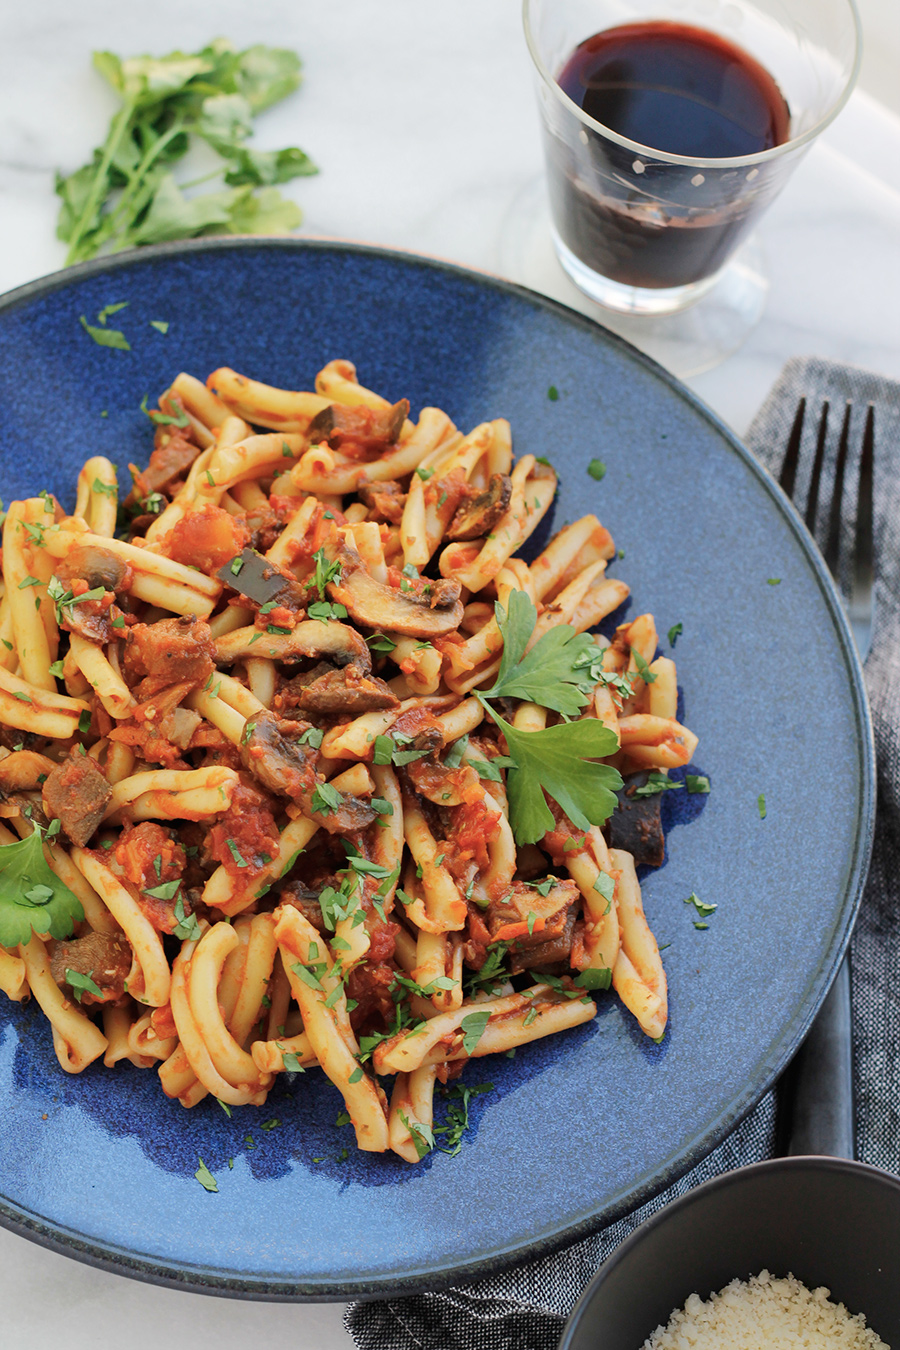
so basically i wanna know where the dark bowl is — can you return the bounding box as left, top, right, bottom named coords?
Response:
left=561, top=1157, right=900, bottom=1350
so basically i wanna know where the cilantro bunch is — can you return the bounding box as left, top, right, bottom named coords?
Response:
left=56, top=39, right=317, bottom=266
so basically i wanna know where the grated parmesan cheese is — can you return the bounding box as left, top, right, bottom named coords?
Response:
left=642, top=1269, right=889, bottom=1350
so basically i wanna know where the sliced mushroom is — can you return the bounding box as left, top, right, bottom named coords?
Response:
left=356, top=479, right=407, bottom=524
left=54, top=544, right=131, bottom=594
left=215, top=618, right=372, bottom=672
left=241, top=711, right=320, bottom=800
left=241, top=710, right=376, bottom=835
left=293, top=663, right=398, bottom=716
left=325, top=541, right=463, bottom=639
left=446, top=474, right=512, bottom=542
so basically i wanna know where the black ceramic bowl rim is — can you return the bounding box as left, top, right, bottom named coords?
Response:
left=559, top=1155, right=900, bottom=1349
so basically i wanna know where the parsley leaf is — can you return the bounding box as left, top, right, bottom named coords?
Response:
left=479, top=590, right=604, bottom=717
left=460, top=1009, right=491, bottom=1056
left=574, top=966, right=612, bottom=991
left=0, top=825, right=84, bottom=947
left=65, top=968, right=103, bottom=1002
left=667, top=622, right=683, bottom=646
left=79, top=315, right=131, bottom=350
left=686, top=774, right=710, bottom=794
left=632, top=771, right=682, bottom=799
left=195, top=1158, right=218, bottom=1193
left=484, top=708, right=621, bottom=846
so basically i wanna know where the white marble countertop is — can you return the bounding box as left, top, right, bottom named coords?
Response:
left=2, top=2, right=899, bottom=1346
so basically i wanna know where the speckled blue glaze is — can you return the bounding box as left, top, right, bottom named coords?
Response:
left=0, top=240, right=874, bottom=1300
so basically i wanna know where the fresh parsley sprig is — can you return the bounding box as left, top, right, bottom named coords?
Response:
left=57, top=40, right=318, bottom=266
left=473, top=593, right=622, bottom=845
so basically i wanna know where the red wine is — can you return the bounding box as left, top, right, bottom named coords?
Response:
left=546, top=22, right=791, bottom=290
left=558, top=22, right=789, bottom=159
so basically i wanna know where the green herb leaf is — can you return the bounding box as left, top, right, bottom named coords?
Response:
left=686, top=774, right=710, bottom=794
left=80, top=315, right=130, bottom=350
left=758, top=793, right=767, bottom=819
left=195, top=1157, right=218, bottom=1193
left=310, top=782, right=343, bottom=816
left=460, top=1009, right=491, bottom=1056
left=172, top=895, right=202, bottom=942
left=547, top=386, right=559, bottom=402
left=574, top=966, right=612, bottom=991
left=0, top=825, right=84, bottom=947
left=631, top=649, right=657, bottom=684
left=632, top=771, right=682, bottom=799
left=483, top=708, right=621, bottom=846
left=399, top=1110, right=435, bottom=1160
left=150, top=319, right=169, bottom=334
left=667, top=622, right=683, bottom=646
left=481, top=590, right=605, bottom=717
left=767, top=578, right=781, bottom=586
left=587, top=459, right=606, bottom=480
left=65, top=968, right=103, bottom=1002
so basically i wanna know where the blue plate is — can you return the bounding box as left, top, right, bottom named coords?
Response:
left=0, top=240, right=874, bottom=1298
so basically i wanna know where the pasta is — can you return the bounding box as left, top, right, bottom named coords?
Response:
left=0, top=359, right=699, bottom=1162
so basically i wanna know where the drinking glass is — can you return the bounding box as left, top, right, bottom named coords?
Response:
left=521, top=0, right=861, bottom=343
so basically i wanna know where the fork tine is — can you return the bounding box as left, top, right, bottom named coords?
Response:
left=805, top=401, right=829, bottom=533
left=823, top=402, right=852, bottom=577
left=779, top=397, right=806, bottom=499
left=854, top=404, right=875, bottom=605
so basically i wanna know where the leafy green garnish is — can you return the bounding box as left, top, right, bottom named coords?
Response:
left=632, top=771, right=682, bottom=799
left=0, top=825, right=84, bottom=948
left=574, top=966, right=612, bottom=991
left=758, top=793, right=767, bottom=819
left=80, top=315, right=131, bottom=351
left=686, top=775, right=710, bottom=795
left=459, top=1009, right=491, bottom=1056
left=482, top=707, right=620, bottom=846
left=587, top=459, right=606, bottom=481
left=667, top=622, right=683, bottom=646
left=66, top=968, right=103, bottom=1003
left=472, top=591, right=621, bottom=844
left=56, top=40, right=317, bottom=266
left=479, top=591, right=604, bottom=717
left=433, top=1082, right=493, bottom=1157
left=195, top=1157, right=218, bottom=1193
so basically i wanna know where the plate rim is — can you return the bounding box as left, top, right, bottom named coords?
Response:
left=0, top=236, right=876, bottom=1300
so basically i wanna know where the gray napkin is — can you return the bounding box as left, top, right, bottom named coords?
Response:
left=345, top=357, right=900, bottom=1350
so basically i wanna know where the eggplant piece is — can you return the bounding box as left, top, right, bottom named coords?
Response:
left=606, top=770, right=666, bottom=867
left=217, top=548, right=309, bottom=614
left=308, top=399, right=409, bottom=448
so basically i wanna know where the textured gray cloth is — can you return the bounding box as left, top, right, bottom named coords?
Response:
left=346, top=358, right=898, bottom=1350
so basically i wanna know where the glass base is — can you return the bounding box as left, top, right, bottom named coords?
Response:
left=497, top=177, right=769, bottom=378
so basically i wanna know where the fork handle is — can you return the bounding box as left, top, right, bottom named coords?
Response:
left=786, top=955, right=854, bottom=1158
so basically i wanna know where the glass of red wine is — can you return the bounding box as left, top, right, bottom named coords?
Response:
left=517, top=0, right=861, bottom=370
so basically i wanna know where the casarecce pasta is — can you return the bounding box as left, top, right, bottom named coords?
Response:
left=0, top=359, right=698, bottom=1161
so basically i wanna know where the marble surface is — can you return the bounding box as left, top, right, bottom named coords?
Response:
left=1, top=2, right=899, bottom=1346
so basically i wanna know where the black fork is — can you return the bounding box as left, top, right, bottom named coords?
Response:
left=778, top=398, right=875, bottom=1159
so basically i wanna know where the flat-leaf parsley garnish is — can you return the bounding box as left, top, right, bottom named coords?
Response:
left=0, top=824, right=84, bottom=948
left=472, top=591, right=621, bottom=844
